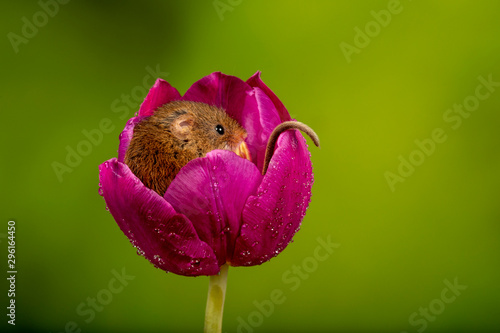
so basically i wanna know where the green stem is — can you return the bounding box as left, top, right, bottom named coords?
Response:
left=204, top=264, right=229, bottom=333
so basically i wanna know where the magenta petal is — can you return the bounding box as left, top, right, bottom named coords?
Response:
left=99, top=158, right=219, bottom=276
left=117, top=116, right=145, bottom=163
left=182, top=72, right=281, bottom=171
left=232, top=130, right=313, bottom=266
left=164, top=150, right=263, bottom=266
left=246, top=71, right=292, bottom=122
left=251, top=86, right=283, bottom=170
left=138, top=78, right=181, bottom=117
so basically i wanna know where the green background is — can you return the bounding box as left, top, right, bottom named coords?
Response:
left=1, top=1, right=499, bottom=332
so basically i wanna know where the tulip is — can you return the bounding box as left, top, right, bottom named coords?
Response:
left=99, top=72, right=319, bottom=332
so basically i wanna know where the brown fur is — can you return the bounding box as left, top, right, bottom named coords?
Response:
left=124, top=101, right=247, bottom=196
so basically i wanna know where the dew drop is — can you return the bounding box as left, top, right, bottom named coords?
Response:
left=251, top=241, right=259, bottom=247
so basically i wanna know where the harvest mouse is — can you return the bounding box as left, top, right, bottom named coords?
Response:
left=124, top=100, right=251, bottom=196
left=124, top=100, right=320, bottom=197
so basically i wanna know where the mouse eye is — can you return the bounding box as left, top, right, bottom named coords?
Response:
left=215, top=124, right=225, bottom=135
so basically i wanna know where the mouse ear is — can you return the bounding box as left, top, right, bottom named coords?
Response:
left=171, top=113, right=194, bottom=140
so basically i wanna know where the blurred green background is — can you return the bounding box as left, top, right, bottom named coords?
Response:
left=1, top=1, right=499, bottom=332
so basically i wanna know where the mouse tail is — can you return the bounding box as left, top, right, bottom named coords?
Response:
left=262, top=121, right=320, bottom=175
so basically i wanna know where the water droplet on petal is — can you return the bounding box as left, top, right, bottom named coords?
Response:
left=251, top=241, right=259, bottom=247
left=190, top=258, right=201, bottom=267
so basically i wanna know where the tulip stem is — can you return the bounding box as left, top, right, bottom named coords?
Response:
left=204, top=264, right=229, bottom=333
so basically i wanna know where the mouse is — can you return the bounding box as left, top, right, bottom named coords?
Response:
left=124, top=100, right=320, bottom=197
left=124, top=100, right=250, bottom=196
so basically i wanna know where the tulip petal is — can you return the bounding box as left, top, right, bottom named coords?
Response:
left=232, top=130, right=313, bottom=266
left=117, top=116, right=145, bottom=163
left=138, top=78, right=181, bottom=117
left=99, top=158, right=219, bottom=276
left=164, top=150, right=263, bottom=266
left=246, top=71, right=292, bottom=122
left=181, top=72, right=281, bottom=171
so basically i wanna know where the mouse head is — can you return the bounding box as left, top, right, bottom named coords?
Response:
left=155, top=100, right=250, bottom=159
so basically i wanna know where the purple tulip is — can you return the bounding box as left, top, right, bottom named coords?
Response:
left=99, top=72, right=317, bottom=277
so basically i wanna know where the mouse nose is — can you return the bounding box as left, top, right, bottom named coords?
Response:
left=235, top=141, right=251, bottom=162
